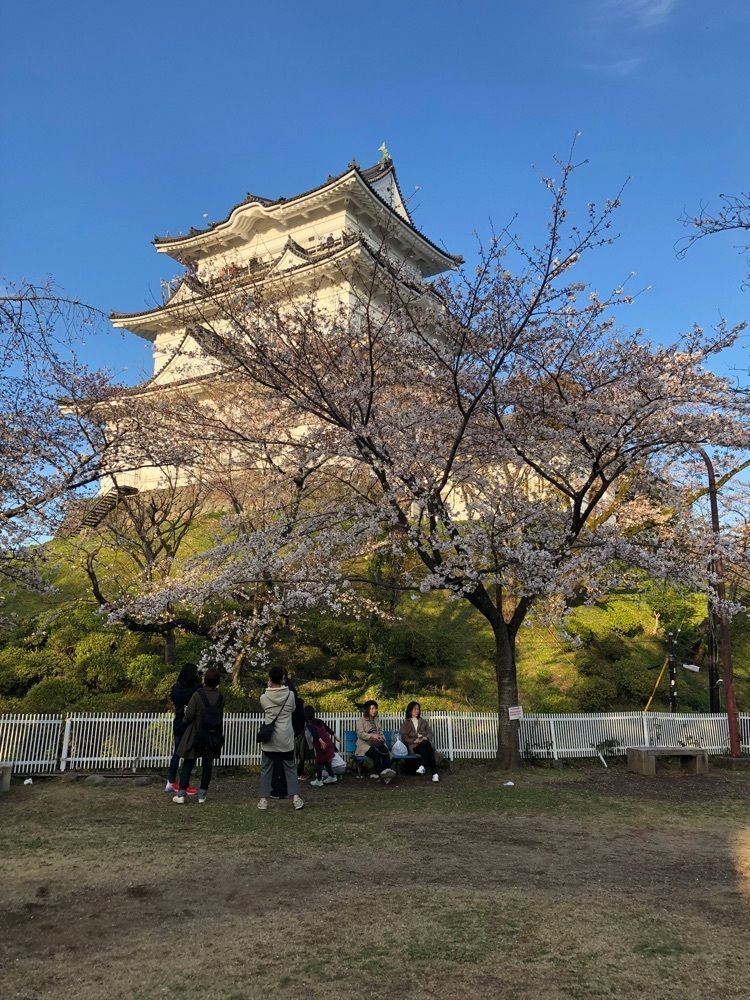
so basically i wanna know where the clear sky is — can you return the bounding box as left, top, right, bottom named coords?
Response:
left=1, top=0, right=748, bottom=384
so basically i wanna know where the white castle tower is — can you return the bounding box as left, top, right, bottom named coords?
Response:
left=101, top=154, right=460, bottom=497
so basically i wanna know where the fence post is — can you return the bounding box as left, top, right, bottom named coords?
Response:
left=549, top=718, right=558, bottom=761
left=60, top=716, right=72, bottom=772
left=642, top=713, right=649, bottom=747
left=447, top=714, right=455, bottom=762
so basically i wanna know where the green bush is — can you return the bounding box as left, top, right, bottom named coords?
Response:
left=605, top=600, right=645, bottom=637
left=125, top=653, right=170, bottom=692
left=174, top=634, right=210, bottom=666
left=73, top=633, right=126, bottom=691
left=153, top=673, right=177, bottom=703
left=315, top=618, right=369, bottom=656
left=575, top=675, right=619, bottom=711
left=0, top=646, right=66, bottom=692
left=22, top=678, right=88, bottom=712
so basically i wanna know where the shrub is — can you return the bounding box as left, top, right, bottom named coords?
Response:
left=0, top=647, right=66, bottom=692
left=605, top=600, right=645, bottom=637
left=153, top=673, right=177, bottom=703
left=315, top=619, right=369, bottom=656
left=174, top=634, right=210, bottom=665
left=74, top=633, right=126, bottom=691
left=125, top=653, right=170, bottom=692
left=575, top=675, right=618, bottom=711
left=22, top=678, right=88, bottom=712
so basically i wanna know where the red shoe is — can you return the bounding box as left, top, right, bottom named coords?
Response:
left=185, top=786, right=199, bottom=796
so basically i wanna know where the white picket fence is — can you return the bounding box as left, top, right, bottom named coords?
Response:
left=2, top=711, right=750, bottom=774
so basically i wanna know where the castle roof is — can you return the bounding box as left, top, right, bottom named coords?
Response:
left=110, top=233, right=436, bottom=338
left=151, top=157, right=461, bottom=270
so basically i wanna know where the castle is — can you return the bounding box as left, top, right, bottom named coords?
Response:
left=101, top=153, right=459, bottom=499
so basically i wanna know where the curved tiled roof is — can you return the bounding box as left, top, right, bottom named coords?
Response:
left=152, top=158, right=462, bottom=266
left=110, top=233, right=433, bottom=326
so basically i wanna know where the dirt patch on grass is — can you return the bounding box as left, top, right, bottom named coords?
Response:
left=1, top=767, right=750, bottom=999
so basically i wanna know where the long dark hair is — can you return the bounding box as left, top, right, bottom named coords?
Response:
left=176, top=663, right=199, bottom=688
left=362, top=699, right=378, bottom=716
left=405, top=701, right=421, bottom=719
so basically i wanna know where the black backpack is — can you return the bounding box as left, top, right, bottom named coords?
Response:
left=192, top=690, right=225, bottom=757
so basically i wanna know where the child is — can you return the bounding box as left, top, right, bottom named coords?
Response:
left=304, top=705, right=338, bottom=788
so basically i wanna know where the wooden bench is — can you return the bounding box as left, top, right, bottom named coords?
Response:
left=627, top=745, right=708, bottom=776
left=0, top=763, right=12, bottom=793
left=343, top=729, right=421, bottom=777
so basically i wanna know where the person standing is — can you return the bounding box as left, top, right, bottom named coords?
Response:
left=164, top=663, right=202, bottom=795
left=355, top=700, right=396, bottom=783
left=258, top=666, right=304, bottom=811
left=399, top=701, right=440, bottom=782
left=172, top=667, right=224, bottom=804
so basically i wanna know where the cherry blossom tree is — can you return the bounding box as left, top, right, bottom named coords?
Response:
left=72, top=466, right=213, bottom=664
left=679, top=191, right=750, bottom=288
left=0, top=279, right=190, bottom=603
left=119, top=153, right=750, bottom=766
left=0, top=279, right=122, bottom=589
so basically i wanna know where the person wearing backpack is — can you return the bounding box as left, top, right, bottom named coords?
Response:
left=172, top=667, right=224, bottom=805
left=257, top=665, right=304, bottom=811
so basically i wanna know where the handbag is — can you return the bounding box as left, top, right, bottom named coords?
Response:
left=256, top=690, right=291, bottom=744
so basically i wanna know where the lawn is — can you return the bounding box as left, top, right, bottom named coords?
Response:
left=2, top=764, right=750, bottom=999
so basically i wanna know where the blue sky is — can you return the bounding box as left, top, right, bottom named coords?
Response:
left=1, top=0, right=748, bottom=383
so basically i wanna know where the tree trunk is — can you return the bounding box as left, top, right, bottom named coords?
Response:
left=467, top=587, right=521, bottom=769
left=164, top=628, right=176, bottom=667
left=492, top=617, right=521, bottom=769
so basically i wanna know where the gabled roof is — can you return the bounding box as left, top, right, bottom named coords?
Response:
left=151, top=158, right=462, bottom=268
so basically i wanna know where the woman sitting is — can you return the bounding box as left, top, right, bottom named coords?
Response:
left=399, top=701, right=440, bottom=782
left=355, top=700, right=396, bottom=784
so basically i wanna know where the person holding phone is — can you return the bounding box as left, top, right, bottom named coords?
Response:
left=399, top=701, right=440, bottom=782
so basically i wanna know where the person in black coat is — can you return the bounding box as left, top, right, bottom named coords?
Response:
left=165, top=663, right=201, bottom=794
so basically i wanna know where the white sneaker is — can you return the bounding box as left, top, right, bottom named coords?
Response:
left=172, top=793, right=186, bottom=804
left=416, top=765, right=426, bottom=775
left=369, top=772, right=381, bottom=780
left=257, top=797, right=268, bottom=810
left=432, top=773, right=440, bottom=782
left=310, top=778, right=325, bottom=787
left=293, top=795, right=305, bottom=810
left=381, top=768, right=396, bottom=779
left=323, top=775, right=338, bottom=784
